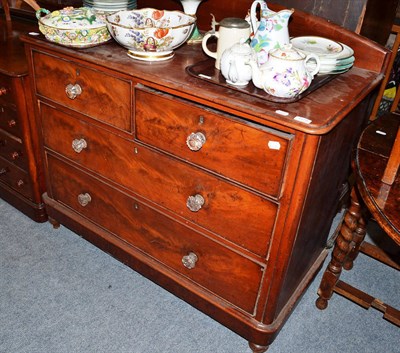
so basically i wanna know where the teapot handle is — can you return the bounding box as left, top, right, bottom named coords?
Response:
left=305, top=53, right=320, bottom=77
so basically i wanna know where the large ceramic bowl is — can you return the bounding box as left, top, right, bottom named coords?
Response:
left=36, top=7, right=111, bottom=48
left=105, top=8, right=196, bottom=61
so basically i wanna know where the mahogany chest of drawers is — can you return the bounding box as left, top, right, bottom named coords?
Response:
left=22, top=8, right=388, bottom=352
left=0, top=18, right=46, bottom=222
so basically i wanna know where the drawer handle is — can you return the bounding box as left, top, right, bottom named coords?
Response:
left=11, top=151, right=21, bottom=160
left=0, top=87, right=7, bottom=96
left=72, top=138, right=87, bottom=153
left=0, top=167, right=9, bottom=175
left=65, top=83, right=82, bottom=100
left=182, top=252, right=198, bottom=269
left=8, top=119, right=16, bottom=128
left=186, top=132, right=206, bottom=151
left=78, top=193, right=92, bottom=207
left=16, top=179, right=24, bottom=188
left=186, top=194, right=204, bottom=212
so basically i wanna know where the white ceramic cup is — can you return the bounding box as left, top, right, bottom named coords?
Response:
left=202, top=17, right=251, bottom=70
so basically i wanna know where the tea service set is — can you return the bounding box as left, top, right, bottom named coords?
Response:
left=201, top=0, right=354, bottom=99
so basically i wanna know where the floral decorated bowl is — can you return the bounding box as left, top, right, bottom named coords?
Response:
left=36, top=7, right=111, bottom=48
left=105, top=8, right=196, bottom=61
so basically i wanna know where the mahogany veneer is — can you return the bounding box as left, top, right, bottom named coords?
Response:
left=22, top=8, right=389, bottom=352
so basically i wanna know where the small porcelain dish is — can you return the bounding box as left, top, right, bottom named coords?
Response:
left=105, top=8, right=196, bottom=61
left=36, top=6, right=111, bottom=48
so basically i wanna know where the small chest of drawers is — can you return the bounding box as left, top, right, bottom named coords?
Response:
left=22, top=9, right=389, bottom=352
left=0, top=18, right=46, bottom=222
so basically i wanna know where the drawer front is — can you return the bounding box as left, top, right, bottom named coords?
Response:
left=135, top=87, right=292, bottom=197
left=41, top=104, right=277, bottom=257
left=0, top=105, right=21, bottom=138
left=33, top=51, right=132, bottom=132
left=0, top=129, right=26, bottom=170
left=47, top=154, right=263, bottom=314
left=0, top=157, right=32, bottom=199
left=0, top=75, right=14, bottom=107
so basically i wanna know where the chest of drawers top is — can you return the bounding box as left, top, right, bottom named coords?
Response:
left=22, top=23, right=386, bottom=136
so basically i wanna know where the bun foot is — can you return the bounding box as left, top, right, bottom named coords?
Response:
left=48, top=217, right=60, bottom=229
left=316, top=296, right=328, bottom=310
left=249, top=342, right=269, bottom=353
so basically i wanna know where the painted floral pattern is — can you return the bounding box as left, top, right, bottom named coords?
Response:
left=264, top=67, right=310, bottom=98
left=107, top=9, right=194, bottom=52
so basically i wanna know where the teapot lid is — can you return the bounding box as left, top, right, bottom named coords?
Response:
left=229, top=40, right=252, bottom=54
left=269, top=44, right=306, bottom=61
left=219, top=17, right=250, bottom=29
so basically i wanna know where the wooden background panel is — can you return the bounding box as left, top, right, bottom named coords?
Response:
left=138, top=0, right=398, bottom=45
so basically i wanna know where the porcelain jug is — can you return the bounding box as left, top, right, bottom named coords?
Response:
left=220, top=40, right=253, bottom=86
left=202, top=17, right=251, bottom=70
left=247, top=44, right=320, bottom=98
left=250, top=0, right=293, bottom=65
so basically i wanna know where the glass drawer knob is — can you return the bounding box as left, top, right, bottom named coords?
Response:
left=186, top=132, right=206, bottom=151
left=78, top=193, right=92, bottom=207
left=182, top=252, right=198, bottom=269
left=186, top=194, right=204, bottom=212
left=72, top=138, right=87, bottom=153
left=65, top=83, right=82, bottom=100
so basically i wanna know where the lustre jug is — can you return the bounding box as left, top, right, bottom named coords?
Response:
left=247, top=44, right=320, bottom=98
left=250, top=0, right=293, bottom=65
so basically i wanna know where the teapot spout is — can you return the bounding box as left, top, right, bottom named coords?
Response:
left=247, top=59, right=264, bottom=90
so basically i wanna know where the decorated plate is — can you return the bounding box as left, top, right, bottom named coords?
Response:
left=290, top=36, right=343, bottom=57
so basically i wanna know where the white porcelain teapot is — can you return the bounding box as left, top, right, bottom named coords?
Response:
left=220, top=40, right=253, bottom=86
left=247, top=44, right=320, bottom=98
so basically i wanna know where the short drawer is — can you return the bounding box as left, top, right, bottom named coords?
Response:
left=32, top=50, right=132, bottom=132
left=46, top=154, right=264, bottom=314
left=135, top=87, right=293, bottom=197
left=0, top=157, right=32, bottom=199
left=41, top=104, right=277, bottom=257
left=0, top=129, right=26, bottom=170
left=0, top=105, right=21, bottom=138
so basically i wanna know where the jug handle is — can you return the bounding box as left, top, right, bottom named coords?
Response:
left=202, top=31, right=218, bottom=60
left=250, top=0, right=267, bottom=33
left=305, top=53, right=320, bottom=77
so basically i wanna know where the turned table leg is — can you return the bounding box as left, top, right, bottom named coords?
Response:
left=316, top=187, right=362, bottom=310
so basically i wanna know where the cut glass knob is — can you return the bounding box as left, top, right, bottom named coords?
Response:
left=182, top=252, right=198, bottom=269
left=78, top=193, right=92, bottom=207
left=186, top=132, right=206, bottom=151
left=65, top=83, right=82, bottom=99
left=186, top=194, right=205, bottom=212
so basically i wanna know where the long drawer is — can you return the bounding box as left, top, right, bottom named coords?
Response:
left=135, top=87, right=293, bottom=198
left=0, top=157, right=31, bottom=199
left=32, top=51, right=132, bottom=132
left=46, top=154, right=264, bottom=314
left=40, top=103, right=278, bottom=257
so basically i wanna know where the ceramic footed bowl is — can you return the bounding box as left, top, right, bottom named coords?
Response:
left=106, top=8, right=196, bottom=61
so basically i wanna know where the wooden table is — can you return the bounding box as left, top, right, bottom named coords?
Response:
left=316, top=112, right=400, bottom=326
